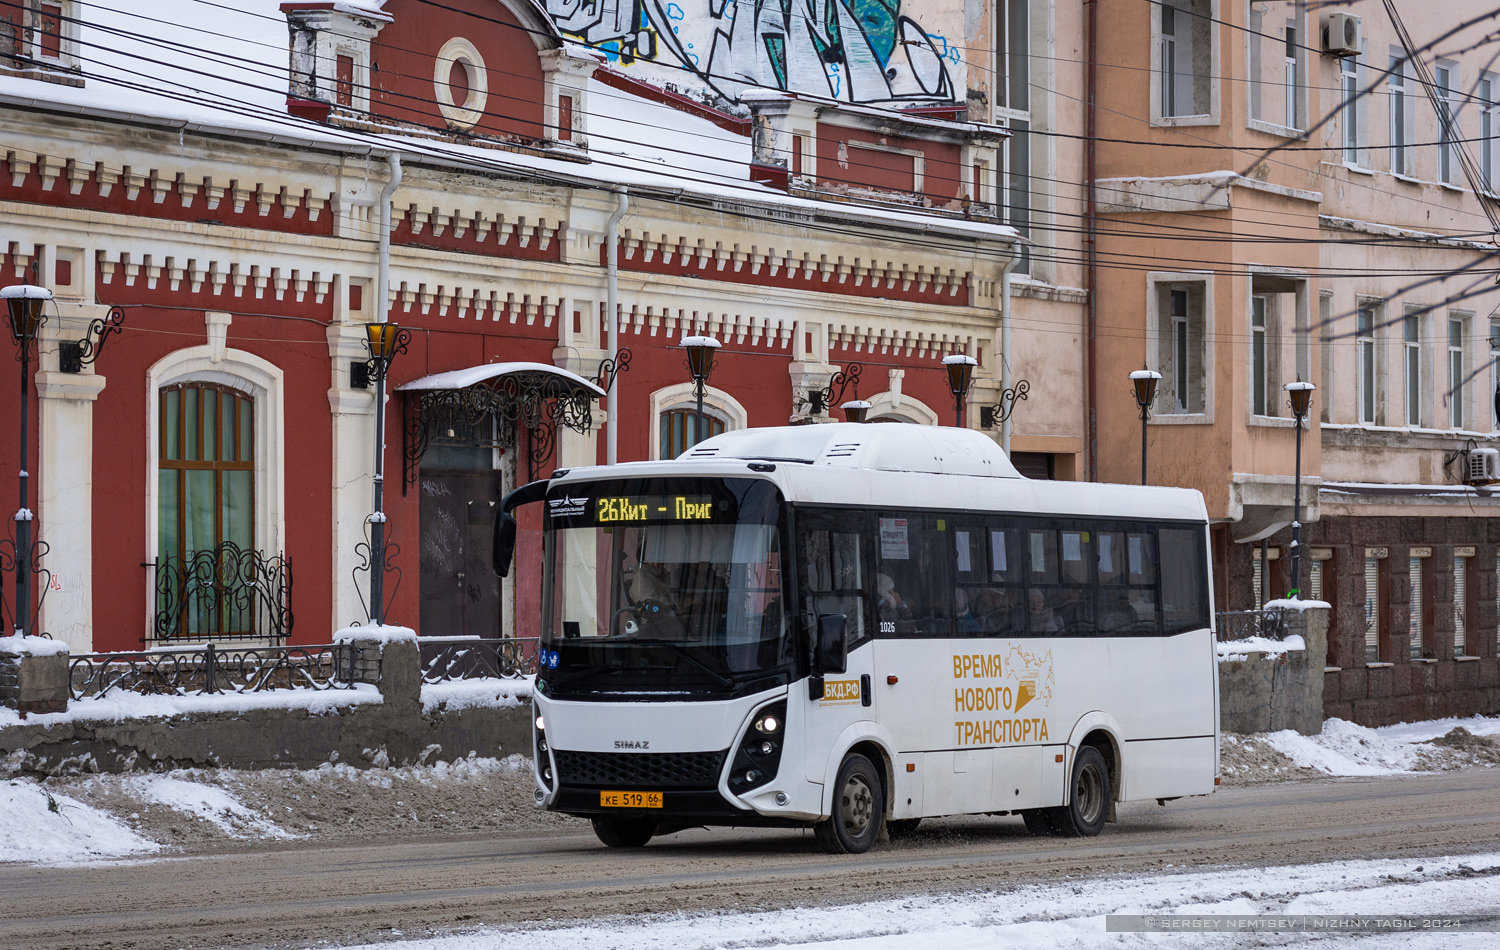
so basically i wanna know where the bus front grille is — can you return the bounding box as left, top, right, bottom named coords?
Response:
left=553, top=749, right=729, bottom=789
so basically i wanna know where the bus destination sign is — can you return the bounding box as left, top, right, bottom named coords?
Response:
left=595, top=495, right=716, bottom=523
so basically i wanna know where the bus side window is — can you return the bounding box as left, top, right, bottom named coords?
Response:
left=953, top=525, right=987, bottom=637
left=1159, top=527, right=1209, bottom=634
left=799, top=519, right=869, bottom=643
left=877, top=514, right=953, bottom=637
left=1058, top=529, right=1095, bottom=633
left=1126, top=531, right=1161, bottom=635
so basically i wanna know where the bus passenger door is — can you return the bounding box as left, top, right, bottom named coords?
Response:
left=795, top=509, right=877, bottom=785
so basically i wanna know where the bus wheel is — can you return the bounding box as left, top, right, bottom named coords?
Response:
left=591, top=816, right=656, bottom=848
left=1055, top=746, right=1111, bottom=837
left=886, top=818, right=922, bottom=838
left=814, top=753, right=884, bottom=854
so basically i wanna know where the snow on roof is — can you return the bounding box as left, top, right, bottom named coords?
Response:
left=0, top=2, right=1014, bottom=244
left=685, top=423, right=1023, bottom=479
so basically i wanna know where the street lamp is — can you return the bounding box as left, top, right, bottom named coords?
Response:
left=1, top=284, right=50, bottom=637
left=1130, top=369, right=1161, bottom=486
left=363, top=320, right=410, bottom=626
left=943, top=354, right=977, bottom=427
left=841, top=400, right=872, bottom=423
left=1285, top=380, right=1316, bottom=599
left=681, top=335, right=720, bottom=446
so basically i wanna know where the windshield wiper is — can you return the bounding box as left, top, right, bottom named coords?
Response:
left=633, top=640, right=735, bottom=687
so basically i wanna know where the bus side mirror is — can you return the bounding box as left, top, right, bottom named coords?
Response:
left=493, top=479, right=550, bottom=578
left=493, top=512, right=518, bottom=578
left=816, top=613, right=848, bottom=675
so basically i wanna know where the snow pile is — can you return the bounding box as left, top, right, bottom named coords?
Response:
left=422, top=677, right=533, bottom=713
left=0, top=634, right=70, bottom=656
left=1263, top=716, right=1500, bottom=776
left=1217, top=634, right=1305, bottom=659
left=327, top=853, right=1500, bottom=950
left=122, top=775, right=296, bottom=840
left=0, top=779, right=159, bottom=864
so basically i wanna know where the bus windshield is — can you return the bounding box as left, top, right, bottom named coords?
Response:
left=539, top=477, right=790, bottom=698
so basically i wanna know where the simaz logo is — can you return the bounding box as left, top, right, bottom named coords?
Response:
left=613, top=740, right=650, bottom=749
left=547, top=495, right=588, bottom=518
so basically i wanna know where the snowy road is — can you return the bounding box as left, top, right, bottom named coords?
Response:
left=2, top=768, right=1498, bottom=949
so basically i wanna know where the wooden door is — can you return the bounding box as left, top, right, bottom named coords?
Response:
left=419, top=470, right=501, bottom=638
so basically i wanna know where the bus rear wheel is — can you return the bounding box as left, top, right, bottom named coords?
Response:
left=592, top=816, right=656, bottom=848
left=814, top=753, right=884, bottom=854
left=1022, top=746, right=1111, bottom=837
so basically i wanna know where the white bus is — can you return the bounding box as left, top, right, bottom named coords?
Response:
left=498, top=424, right=1219, bottom=853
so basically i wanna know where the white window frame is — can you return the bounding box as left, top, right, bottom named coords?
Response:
left=1152, top=0, right=1220, bottom=126
left=1390, top=54, right=1414, bottom=177
left=1356, top=302, right=1379, bottom=425
left=648, top=382, right=747, bottom=460
left=1403, top=309, right=1422, bottom=427
left=1448, top=314, right=1467, bottom=430
left=145, top=346, right=286, bottom=642
left=1146, top=271, right=1216, bottom=423
left=1435, top=63, right=1460, bottom=186
left=1251, top=294, right=1269, bottom=416
left=1481, top=74, right=1498, bottom=193
left=24, top=0, right=78, bottom=69
left=1341, top=52, right=1367, bottom=167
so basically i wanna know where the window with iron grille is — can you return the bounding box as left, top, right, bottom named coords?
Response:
left=1454, top=555, right=1468, bottom=657
left=1364, top=555, right=1381, bottom=661
left=1408, top=555, right=1424, bottom=659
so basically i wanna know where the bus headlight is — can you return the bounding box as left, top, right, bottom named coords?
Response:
left=730, top=701, right=787, bottom=795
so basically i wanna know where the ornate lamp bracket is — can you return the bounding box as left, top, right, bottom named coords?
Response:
left=798, top=362, right=863, bottom=415
left=60, top=306, right=126, bottom=373
left=980, top=379, right=1030, bottom=429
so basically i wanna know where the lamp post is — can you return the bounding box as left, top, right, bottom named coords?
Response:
left=1285, top=381, right=1316, bottom=599
left=841, top=400, right=872, bottom=423
left=363, top=320, right=410, bottom=626
left=1129, top=369, right=1161, bottom=486
left=943, top=354, right=977, bottom=427
left=1, top=284, right=50, bottom=637
left=681, top=335, right=720, bottom=445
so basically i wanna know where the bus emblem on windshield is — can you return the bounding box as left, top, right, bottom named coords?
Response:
left=547, top=495, right=588, bottom=517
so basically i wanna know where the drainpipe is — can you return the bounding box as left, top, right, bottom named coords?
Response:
left=1000, top=255, right=1019, bottom=456
left=1085, top=0, right=1099, bottom=482
left=377, top=152, right=403, bottom=324
left=606, top=188, right=629, bottom=465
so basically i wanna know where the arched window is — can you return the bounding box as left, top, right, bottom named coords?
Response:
left=649, top=382, right=747, bottom=459
left=659, top=408, right=725, bottom=459
left=158, top=382, right=255, bottom=562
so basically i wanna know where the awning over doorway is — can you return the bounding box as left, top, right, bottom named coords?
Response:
left=395, top=361, right=607, bottom=398
left=396, top=361, right=612, bottom=487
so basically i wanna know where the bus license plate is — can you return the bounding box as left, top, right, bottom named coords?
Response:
left=600, top=790, right=663, bottom=808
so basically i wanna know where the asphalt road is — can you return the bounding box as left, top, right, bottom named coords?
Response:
left=4, top=769, right=1499, bottom=950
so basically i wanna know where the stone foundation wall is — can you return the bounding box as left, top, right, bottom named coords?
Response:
left=1218, top=608, right=1328, bottom=736
left=1217, top=516, right=1500, bottom=726
left=0, top=637, right=532, bottom=777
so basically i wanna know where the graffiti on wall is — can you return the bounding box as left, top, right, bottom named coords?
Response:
left=546, top=0, right=960, bottom=103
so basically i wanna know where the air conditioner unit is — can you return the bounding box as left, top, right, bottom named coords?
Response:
left=1466, top=447, right=1500, bottom=484
left=1324, top=13, right=1361, bottom=57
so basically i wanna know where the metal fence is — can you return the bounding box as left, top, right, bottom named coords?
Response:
left=1214, top=608, right=1290, bottom=642
left=418, top=637, right=538, bottom=683
left=150, top=542, right=293, bottom=644
left=69, top=642, right=359, bottom=699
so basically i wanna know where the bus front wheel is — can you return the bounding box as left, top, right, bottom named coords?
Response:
left=592, top=816, right=656, bottom=848
left=814, top=753, right=884, bottom=854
